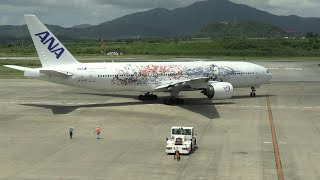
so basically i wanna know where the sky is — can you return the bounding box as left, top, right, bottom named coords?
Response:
left=0, top=0, right=319, bottom=27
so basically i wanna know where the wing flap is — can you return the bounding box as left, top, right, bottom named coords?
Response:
left=155, top=77, right=209, bottom=91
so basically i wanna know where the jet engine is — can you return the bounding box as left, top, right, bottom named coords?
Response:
left=202, top=82, right=234, bottom=99
left=24, top=69, right=40, bottom=78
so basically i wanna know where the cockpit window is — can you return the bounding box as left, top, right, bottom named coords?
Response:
left=267, top=69, right=270, bottom=73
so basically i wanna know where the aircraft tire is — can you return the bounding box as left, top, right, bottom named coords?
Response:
left=152, top=95, right=158, bottom=100
left=174, top=98, right=183, bottom=104
left=164, top=98, right=171, bottom=105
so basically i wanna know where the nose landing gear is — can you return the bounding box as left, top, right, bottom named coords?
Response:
left=250, top=87, right=256, bottom=97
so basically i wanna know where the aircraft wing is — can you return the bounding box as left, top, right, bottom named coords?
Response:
left=39, top=70, right=73, bottom=77
left=155, top=77, right=209, bottom=91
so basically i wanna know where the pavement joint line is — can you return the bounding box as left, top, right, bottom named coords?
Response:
left=266, top=96, right=284, bottom=180
left=176, top=118, right=212, bottom=180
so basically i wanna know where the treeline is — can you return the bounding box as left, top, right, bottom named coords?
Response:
left=1, top=38, right=320, bottom=57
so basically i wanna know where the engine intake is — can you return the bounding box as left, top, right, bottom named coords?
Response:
left=205, top=82, right=233, bottom=99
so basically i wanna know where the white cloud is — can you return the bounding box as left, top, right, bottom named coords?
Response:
left=230, top=0, right=320, bottom=17
left=0, top=16, right=9, bottom=25
left=94, top=0, right=201, bottom=9
left=268, top=0, right=317, bottom=8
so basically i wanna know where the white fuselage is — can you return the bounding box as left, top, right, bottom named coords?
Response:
left=36, top=61, right=272, bottom=92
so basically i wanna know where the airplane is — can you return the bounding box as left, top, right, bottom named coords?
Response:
left=4, top=15, right=272, bottom=105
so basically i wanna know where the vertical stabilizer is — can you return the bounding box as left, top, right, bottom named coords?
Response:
left=24, top=14, right=79, bottom=67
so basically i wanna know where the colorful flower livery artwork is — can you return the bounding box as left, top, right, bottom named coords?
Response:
left=111, top=63, right=241, bottom=86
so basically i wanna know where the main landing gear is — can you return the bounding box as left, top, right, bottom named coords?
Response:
left=138, top=92, right=158, bottom=101
left=163, top=84, right=184, bottom=105
left=250, top=87, right=256, bottom=97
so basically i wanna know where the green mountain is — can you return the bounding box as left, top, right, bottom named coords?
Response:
left=194, top=21, right=287, bottom=38
left=106, top=0, right=320, bottom=35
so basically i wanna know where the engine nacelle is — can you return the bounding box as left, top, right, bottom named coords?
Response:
left=205, top=82, right=233, bottom=99
left=24, top=69, right=40, bottom=78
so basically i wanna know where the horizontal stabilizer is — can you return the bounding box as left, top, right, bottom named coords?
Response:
left=3, top=65, right=33, bottom=71
left=39, top=70, right=72, bottom=77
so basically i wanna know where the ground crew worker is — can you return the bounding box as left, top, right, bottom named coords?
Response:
left=174, top=150, right=180, bottom=161
left=94, top=126, right=101, bottom=139
left=69, top=126, right=74, bottom=139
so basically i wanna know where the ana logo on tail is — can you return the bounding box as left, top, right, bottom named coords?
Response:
left=35, top=31, right=65, bottom=59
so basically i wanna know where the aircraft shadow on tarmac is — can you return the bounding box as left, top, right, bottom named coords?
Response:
left=20, top=94, right=231, bottom=119
left=21, top=92, right=274, bottom=118
left=78, top=93, right=274, bottom=100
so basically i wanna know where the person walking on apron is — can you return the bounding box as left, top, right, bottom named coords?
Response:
left=69, top=126, right=74, bottom=139
left=94, top=126, right=101, bottom=139
left=174, top=150, right=180, bottom=161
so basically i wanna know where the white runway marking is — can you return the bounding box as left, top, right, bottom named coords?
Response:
left=284, top=68, right=303, bottom=70
left=304, top=107, right=312, bottom=109
left=268, top=67, right=303, bottom=71
left=264, top=142, right=272, bottom=144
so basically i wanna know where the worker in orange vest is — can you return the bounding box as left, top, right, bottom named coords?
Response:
left=174, top=150, right=180, bottom=161
left=94, top=126, right=101, bottom=139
